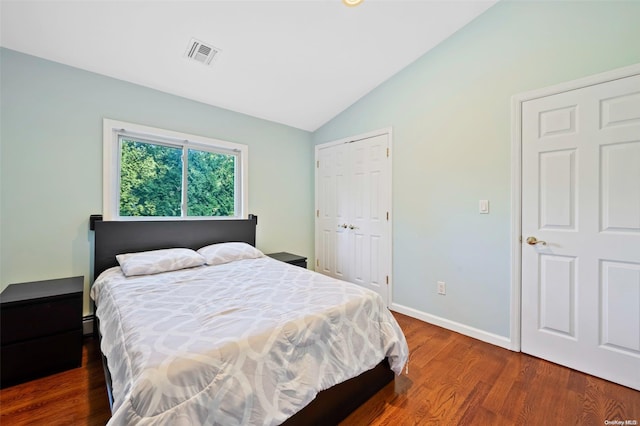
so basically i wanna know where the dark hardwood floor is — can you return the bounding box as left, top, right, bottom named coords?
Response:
left=0, top=333, right=111, bottom=425
left=1, top=312, right=638, bottom=425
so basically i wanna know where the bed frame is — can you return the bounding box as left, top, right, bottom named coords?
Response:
left=92, top=217, right=394, bottom=425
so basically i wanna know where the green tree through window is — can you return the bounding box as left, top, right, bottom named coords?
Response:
left=119, top=140, right=182, bottom=216
left=187, top=149, right=235, bottom=216
left=118, top=139, right=236, bottom=217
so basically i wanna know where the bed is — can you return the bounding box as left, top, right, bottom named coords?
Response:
left=91, top=217, right=408, bottom=425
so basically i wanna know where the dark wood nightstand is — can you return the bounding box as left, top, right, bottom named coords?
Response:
left=0, top=276, right=83, bottom=388
left=266, top=252, right=308, bottom=269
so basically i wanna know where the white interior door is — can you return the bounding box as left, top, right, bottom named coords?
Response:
left=349, top=136, right=390, bottom=299
left=317, top=143, right=350, bottom=282
left=521, top=73, right=640, bottom=390
left=316, top=133, right=391, bottom=305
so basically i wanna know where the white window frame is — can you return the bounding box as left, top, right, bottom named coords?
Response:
left=103, top=118, right=248, bottom=221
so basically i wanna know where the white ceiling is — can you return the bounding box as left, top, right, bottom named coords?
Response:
left=0, top=0, right=497, bottom=131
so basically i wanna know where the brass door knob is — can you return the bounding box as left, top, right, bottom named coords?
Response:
left=526, top=236, right=547, bottom=246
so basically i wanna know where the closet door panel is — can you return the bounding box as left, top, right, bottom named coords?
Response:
left=315, top=132, right=391, bottom=306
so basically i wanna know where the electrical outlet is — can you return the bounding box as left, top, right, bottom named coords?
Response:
left=437, top=281, right=446, bottom=295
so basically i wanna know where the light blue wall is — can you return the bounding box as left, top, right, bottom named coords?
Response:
left=313, top=0, right=640, bottom=338
left=0, top=48, right=314, bottom=314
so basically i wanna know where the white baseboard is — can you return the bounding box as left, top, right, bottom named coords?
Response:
left=389, top=303, right=517, bottom=351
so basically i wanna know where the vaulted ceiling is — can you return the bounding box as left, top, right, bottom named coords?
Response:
left=1, top=0, right=497, bottom=131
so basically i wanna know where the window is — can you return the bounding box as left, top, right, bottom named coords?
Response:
left=103, top=119, right=248, bottom=220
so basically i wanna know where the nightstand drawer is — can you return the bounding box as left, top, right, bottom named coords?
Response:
left=288, top=259, right=307, bottom=268
left=266, top=252, right=307, bottom=269
left=1, top=295, right=82, bottom=344
left=0, top=329, right=83, bottom=388
left=0, top=276, right=84, bottom=388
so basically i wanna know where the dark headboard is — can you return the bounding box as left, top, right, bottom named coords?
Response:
left=94, top=217, right=258, bottom=279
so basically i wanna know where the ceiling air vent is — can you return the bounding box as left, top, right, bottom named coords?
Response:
left=185, top=38, right=220, bottom=65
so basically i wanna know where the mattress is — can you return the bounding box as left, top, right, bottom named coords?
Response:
left=91, top=256, right=408, bottom=425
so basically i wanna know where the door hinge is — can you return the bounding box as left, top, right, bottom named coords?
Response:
left=316, top=160, right=319, bottom=168
left=386, top=147, right=389, bottom=158
left=316, top=209, right=319, bottom=218
left=386, top=275, right=389, bottom=285
left=386, top=211, right=389, bottom=221
left=316, top=259, right=319, bottom=267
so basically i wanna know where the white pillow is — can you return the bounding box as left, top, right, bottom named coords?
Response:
left=116, top=248, right=205, bottom=277
left=197, top=242, right=264, bottom=266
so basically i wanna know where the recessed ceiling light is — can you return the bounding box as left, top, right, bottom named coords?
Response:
left=342, top=0, right=364, bottom=7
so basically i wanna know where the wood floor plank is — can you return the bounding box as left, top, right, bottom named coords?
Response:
left=0, top=336, right=111, bottom=426
left=1, top=312, right=638, bottom=425
left=341, top=313, right=639, bottom=425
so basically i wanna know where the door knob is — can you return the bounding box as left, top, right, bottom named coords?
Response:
left=348, top=225, right=359, bottom=230
left=526, top=236, right=547, bottom=246
left=338, top=224, right=348, bottom=229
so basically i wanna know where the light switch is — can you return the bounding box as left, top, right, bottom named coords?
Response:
left=479, top=200, right=489, bottom=214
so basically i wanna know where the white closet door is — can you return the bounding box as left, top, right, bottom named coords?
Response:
left=521, top=73, right=640, bottom=390
left=317, top=143, right=349, bottom=281
left=316, top=133, right=391, bottom=306
left=349, top=135, right=390, bottom=302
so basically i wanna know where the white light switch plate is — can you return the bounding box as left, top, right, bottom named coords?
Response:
left=479, top=200, right=489, bottom=214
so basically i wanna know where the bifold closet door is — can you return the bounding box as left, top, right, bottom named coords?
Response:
left=316, top=133, right=391, bottom=306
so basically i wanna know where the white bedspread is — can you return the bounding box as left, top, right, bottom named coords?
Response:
left=91, top=256, right=408, bottom=425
